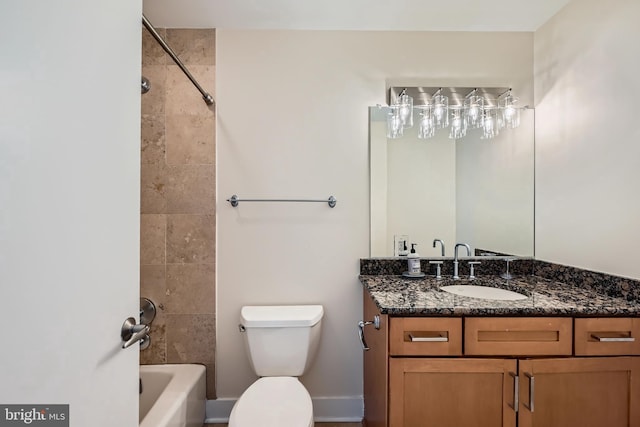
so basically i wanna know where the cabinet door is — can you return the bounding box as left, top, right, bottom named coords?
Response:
left=389, top=358, right=517, bottom=427
left=363, top=293, right=389, bottom=427
left=518, top=357, right=640, bottom=427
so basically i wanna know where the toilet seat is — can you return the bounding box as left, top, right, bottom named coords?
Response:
left=229, top=377, right=314, bottom=427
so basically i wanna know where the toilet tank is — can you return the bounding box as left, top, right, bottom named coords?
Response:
left=240, top=305, right=323, bottom=377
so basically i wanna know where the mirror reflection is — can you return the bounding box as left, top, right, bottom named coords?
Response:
left=369, top=106, right=535, bottom=257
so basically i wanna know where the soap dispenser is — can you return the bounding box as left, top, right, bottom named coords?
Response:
left=407, top=244, right=421, bottom=275
left=398, top=239, right=409, bottom=256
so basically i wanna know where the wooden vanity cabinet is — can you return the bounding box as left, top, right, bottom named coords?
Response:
left=363, top=292, right=389, bottom=427
left=517, top=357, right=640, bottom=427
left=363, top=294, right=640, bottom=427
left=389, top=357, right=517, bottom=427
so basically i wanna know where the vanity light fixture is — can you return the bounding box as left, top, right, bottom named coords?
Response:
left=397, top=89, right=414, bottom=128
left=432, top=89, right=449, bottom=129
left=414, top=88, right=449, bottom=139
left=465, top=89, right=484, bottom=129
left=417, top=104, right=435, bottom=139
left=387, top=86, right=523, bottom=140
left=481, top=107, right=500, bottom=140
left=449, top=107, right=467, bottom=139
left=386, top=105, right=404, bottom=138
left=501, top=89, right=521, bottom=129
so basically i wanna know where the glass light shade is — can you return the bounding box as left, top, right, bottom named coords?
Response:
left=465, top=95, right=484, bottom=129
left=481, top=108, right=500, bottom=140
left=416, top=105, right=436, bottom=139
left=432, top=94, right=449, bottom=129
left=397, top=93, right=413, bottom=128
left=501, top=95, right=520, bottom=129
left=449, top=108, right=467, bottom=139
left=386, top=107, right=404, bottom=139
left=417, top=106, right=435, bottom=139
left=496, top=110, right=506, bottom=130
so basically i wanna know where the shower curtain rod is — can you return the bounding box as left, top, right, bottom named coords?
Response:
left=142, top=14, right=215, bottom=106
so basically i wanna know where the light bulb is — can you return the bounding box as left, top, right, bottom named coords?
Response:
left=501, top=94, right=520, bottom=129
left=481, top=108, right=500, bottom=139
left=485, top=116, right=494, bottom=132
left=434, top=105, right=444, bottom=121
left=432, top=94, right=449, bottom=128
left=418, top=107, right=435, bottom=139
left=465, top=95, right=484, bottom=129
left=469, top=104, right=480, bottom=121
left=505, top=105, right=516, bottom=120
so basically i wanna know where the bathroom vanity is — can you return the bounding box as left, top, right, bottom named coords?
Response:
left=359, top=272, right=640, bottom=427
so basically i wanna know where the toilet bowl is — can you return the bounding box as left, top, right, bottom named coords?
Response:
left=228, top=377, right=313, bottom=427
left=228, top=305, right=323, bottom=427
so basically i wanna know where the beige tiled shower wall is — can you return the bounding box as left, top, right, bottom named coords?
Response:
left=140, top=28, right=217, bottom=399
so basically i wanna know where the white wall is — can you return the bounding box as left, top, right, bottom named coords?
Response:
left=216, top=29, right=532, bottom=418
left=534, top=0, right=640, bottom=279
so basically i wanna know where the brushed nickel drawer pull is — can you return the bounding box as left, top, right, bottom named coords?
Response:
left=591, top=333, right=635, bottom=342
left=408, top=332, right=448, bottom=342
left=508, top=372, right=519, bottom=413
left=523, top=372, right=534, bottom=412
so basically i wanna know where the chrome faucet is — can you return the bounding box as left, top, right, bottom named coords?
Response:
left=453, top=243, right=471, bottom=280
left=432, top=239, right=445, bottom=257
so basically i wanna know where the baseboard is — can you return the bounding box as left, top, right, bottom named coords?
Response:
left=205, top=398, right=235, bottom=423
left=311, top=396, right=363, bottom=422
left=205, top=396, right=363, bottom=423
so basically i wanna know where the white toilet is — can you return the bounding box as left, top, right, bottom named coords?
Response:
left=229, top=304, right=324, bottom=427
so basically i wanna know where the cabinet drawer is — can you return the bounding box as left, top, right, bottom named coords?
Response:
left=390, top=317, right=462, bottom=356
left=574, top=318, right=640, bottom=356
left=465, top=317, right=572, bottom=356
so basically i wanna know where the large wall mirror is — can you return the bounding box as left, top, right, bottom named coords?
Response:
left=369, top=105, right=535, bottom=258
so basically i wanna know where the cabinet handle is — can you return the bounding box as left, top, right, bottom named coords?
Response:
left=523, top=372, right=534, bottom=412
left=358, top=315, right=380, bottom=351
left=408, top=332, right=448, bottom=342
left=508, top=372, right=519, bottom=413
left=590, top=333, right=635, bottom=342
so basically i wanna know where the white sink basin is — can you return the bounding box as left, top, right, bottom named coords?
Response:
left=440, top=285, right=528, bottom=301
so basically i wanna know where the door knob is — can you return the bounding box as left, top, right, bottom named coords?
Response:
left=121, top=317, right=150, bottom=349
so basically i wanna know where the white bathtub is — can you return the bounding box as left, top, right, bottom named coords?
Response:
left=140, top=364, right=206, bottom=427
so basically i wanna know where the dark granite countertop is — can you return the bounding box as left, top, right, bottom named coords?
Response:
left=360, top=274, right=640, bottom=317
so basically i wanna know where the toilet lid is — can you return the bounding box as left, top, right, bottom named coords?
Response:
left=229, top=377, right=313, bottom=427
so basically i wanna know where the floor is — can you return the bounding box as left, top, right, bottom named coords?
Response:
left=205, top=424, right=362, bottom=427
